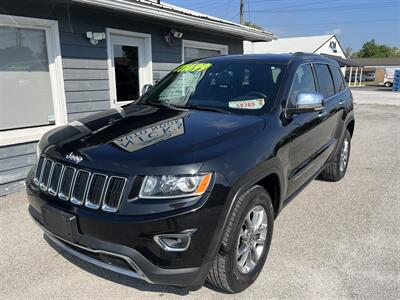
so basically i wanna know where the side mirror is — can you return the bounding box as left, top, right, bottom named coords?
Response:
left=287, top=92, right=324, bottom=115
left=142, top=84, right=153, bottom=94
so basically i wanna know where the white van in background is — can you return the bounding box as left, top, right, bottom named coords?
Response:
left=383, top=68, right=400, bottom=87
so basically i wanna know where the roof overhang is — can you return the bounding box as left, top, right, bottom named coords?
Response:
left=351, top=57, right=400, bottom=67
left=322, top=54, right=362, bottom=67
left=72, top=0, right=276, bottom=41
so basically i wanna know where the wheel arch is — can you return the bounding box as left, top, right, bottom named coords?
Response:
left=255, top=173, right=281, bottom=217
left=347, top=119, right=355, bottom=137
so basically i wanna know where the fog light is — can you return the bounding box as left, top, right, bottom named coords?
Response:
left=154, top=230, right=195, bottom=252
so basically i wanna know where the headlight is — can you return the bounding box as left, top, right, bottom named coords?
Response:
left=139, top=173, right=212, bottom=199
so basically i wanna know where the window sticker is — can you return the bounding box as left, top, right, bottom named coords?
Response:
left=174, top=63, right=212, bottom=73
left=228, top=98, right=265, bottom=110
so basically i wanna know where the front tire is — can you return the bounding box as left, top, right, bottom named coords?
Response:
left=319, top=129, right=351, bottom=181
left=206, top=186, right=274, bottom=293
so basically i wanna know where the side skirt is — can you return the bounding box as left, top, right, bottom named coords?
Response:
left=281, top=162, right=329, bottom=210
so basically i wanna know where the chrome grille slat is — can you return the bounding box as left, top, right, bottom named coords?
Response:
left=40, top=159, right=54, bottom=191
left=71, top=170, right=90, bottom=206
left=48, top=163, right=63, bottom=196
left=58, top=167, right=76, bottom=201
left=102, top=177, right=127, bottom=213
left=85, top=173, right=108, bottom=209
left=34, top=156, right=45, bottom=185
left=33, top=156, right=127, bottom=212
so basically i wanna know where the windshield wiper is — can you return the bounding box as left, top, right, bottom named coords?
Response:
left=175, top=104, right=231, bottom=114
left=144, top=101, right=231, bottom=114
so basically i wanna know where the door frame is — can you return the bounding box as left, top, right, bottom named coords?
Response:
left=106, top=28, right=152, bottom=107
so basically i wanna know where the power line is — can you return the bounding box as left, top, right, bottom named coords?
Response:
left=245, top=1, right=398, bottom=13
left=181, top=0, right=227, bottom=10
left=267, top=0, right=337, bottom=10
left=224, top=0, right=232, bottom=18
left=228, top=11, right=241, bottom=21
left=262, top=17, right=400, bottom=27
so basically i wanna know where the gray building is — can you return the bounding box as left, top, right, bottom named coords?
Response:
left=0, top=0, right=275, bottom=196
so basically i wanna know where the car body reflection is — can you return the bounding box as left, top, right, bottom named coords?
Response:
left=113, top=117, right=185, bottom=152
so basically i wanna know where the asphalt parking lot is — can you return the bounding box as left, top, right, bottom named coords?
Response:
left=1, top=90, right=399, bottom=299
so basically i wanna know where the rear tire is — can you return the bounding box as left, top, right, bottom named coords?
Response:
left=384, top=81, right=392, bottom=87
left=319, top=129, right=351, bottom=182
left=206, top=185, right=274, bottom=293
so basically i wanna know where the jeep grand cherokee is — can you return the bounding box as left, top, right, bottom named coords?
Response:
left=27, top=53, right=354, bottom=293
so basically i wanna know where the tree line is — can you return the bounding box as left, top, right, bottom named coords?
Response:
left=346, top=39, right=400, bottom=58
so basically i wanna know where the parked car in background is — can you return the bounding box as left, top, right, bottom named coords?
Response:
left=362, top=72, right=376, bottom=81
left=345, top=72, right=375, bottom=82
left=27, top=53, right=355, bottom=293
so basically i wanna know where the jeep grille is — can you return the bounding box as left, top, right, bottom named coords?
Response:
left=34, top=155, right=127, bottom=213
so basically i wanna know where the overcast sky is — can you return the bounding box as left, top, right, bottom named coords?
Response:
left=165, top=0, right=400, bottom=52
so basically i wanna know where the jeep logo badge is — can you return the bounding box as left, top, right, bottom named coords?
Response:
left=65, top=152, right=83, bottom=164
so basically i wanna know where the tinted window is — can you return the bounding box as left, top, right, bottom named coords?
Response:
left=288, top=64, right=316, bottom=107
left=329, top=65, right=346, bottom=92
left=315, top=64, right=335, bottom=98
left=140, top=62, right=286, bottom=115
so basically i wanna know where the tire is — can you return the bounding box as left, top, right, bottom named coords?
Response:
left=206, top=185, right=274, bottom=293
left=384, top=81, right=392, bottom=87
left=319, top=129, right=351, bottom=182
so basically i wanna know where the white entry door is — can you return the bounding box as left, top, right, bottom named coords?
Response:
left=107, top=29, right=152, bottom=107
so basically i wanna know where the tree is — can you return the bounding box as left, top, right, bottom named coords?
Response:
left=352, top=39, right=400, bottom=58
left=243, top=21, right=263, bottom=31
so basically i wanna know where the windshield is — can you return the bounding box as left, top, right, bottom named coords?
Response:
left=139, top=61, right=286, bottom=114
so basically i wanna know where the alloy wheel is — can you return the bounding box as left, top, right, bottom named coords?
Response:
left=340, top=137, right=350, bottom=172
left=236, top=205, right=268, bottom=274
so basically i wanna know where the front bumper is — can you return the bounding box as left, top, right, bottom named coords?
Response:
left=30, top=208, right=202, bottom=287
left=27, top=173, right=229, bottom=288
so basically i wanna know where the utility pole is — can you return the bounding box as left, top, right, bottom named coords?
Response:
left=240, top=0, right=245, bottom=25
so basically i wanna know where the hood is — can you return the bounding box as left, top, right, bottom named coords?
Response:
left=42, top=104, right=265, bottom=174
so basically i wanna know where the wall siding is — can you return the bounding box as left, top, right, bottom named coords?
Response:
left=0, top=142, right=37, bottom=196
left=0, top=0, right=244, bottom=195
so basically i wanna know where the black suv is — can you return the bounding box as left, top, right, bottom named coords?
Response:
left=27, top=53, right=354, bottom=293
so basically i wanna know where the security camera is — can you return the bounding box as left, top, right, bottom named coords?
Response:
left=165, top=29, right=183, bottom=46
left=170, top=29, right=183, bottom=39
left=86, top=31, right=106, bottom=45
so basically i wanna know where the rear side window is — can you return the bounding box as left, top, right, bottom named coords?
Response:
left=314, top=64, right=335, bottom=98
left=288, top=64, right=316, bottom=107
left=329, top=65, right=346, bottom=93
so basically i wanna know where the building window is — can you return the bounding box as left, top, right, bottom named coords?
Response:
left=114, top=45, right=140, bottom=102
left=0, top=15, right=66, bottom=146
left=182, top=40, right=228, bottom=63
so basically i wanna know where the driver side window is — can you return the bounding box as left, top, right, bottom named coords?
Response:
left=288, top=64, right=316, bottom=107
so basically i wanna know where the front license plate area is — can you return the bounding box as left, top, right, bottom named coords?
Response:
left=42, top=205, right=79, bottom=243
